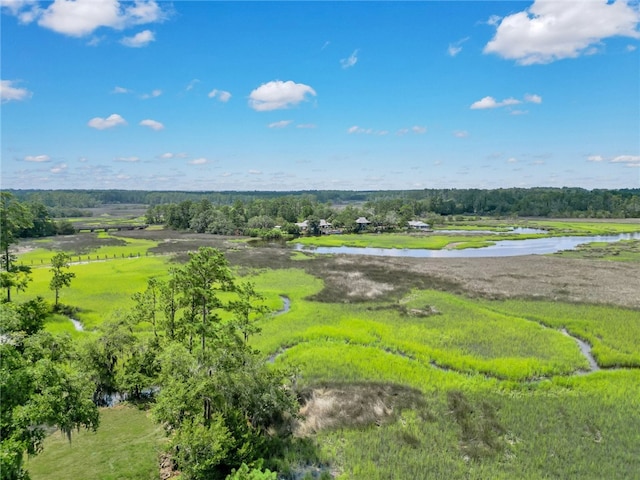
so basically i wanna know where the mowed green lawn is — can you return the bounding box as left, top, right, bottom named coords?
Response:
left=26, top=407, right=165, bottom=480
left=17, top=255, right=171, bottom=330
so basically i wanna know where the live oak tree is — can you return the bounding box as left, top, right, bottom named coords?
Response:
left=0, top=301, right=99, bottom=480
left=49, top=252, right=75, bottom=308
left=0, top=193, right=33, bottom=302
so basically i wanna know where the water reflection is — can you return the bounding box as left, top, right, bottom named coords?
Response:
left=293, top=232, right=640, bottom=258
left=435, top=227, right=548, bottom=235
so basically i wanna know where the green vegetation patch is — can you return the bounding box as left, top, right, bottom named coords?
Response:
left=553, top=239, right=640, bottom=262
left=527, top=220, right=640, bottom=235
left=480, top=299, right=640, bottom=368
left=20, top=256, right=171, bottom=330
left=317, top=378, right=640, bottom=480
left=291, top=233, right=515, bottom=250
left=252, top=271, right=588, bottom=381
left=26, top=406, right=165, bottom=480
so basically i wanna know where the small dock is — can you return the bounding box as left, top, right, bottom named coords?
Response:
left=73, top=224, right=149, bottom=233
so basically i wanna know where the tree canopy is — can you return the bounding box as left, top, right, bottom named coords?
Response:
left=0, top=300, right=99, bottom=480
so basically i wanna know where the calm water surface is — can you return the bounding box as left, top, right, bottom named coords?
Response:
left=293, top=232, right=640, bottom=258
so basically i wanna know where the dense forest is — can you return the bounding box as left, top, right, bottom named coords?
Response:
left=2, top=188, right=640, bottom=242
left=7, top=187, right=640, bottom=219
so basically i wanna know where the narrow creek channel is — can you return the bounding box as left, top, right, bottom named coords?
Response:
left=267, top=297, right=604, bottom=378
left=561, top=328, right=600, bottom=373
left=69, top=318, right=84, bottom=331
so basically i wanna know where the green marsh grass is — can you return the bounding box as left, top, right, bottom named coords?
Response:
left=251, top=271, right=588, bottom=381
left=318, top=377, right=640, bottom=480
left=18, top=256, right=171, bottom=330
left=553, top=239, right=640, bottom=262
left=292, top=233, right=533, bottom=250
left=14, top=257, right=640, bottom=479
left=479, top=299, right=640, bottom=368
left=526, top=220, right=640, bottom=235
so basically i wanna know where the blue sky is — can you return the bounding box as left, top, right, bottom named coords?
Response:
left=2, top=0, right=639, bottom=191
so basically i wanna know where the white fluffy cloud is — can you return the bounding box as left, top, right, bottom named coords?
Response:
left=453, top=130, right=469, bottom=138
left=121, top=29, right=154, bottom=47
left=115, top=156, right=139, bottom=162
left=1, top=79, right=32, bottom=102
left=586, top=154, right=640, bottom=166
left=470, top=96, right=521, bottom=109
left=0, top=0, right=35, bottom=15
left=24, top=154, right=50, bottom=162
left=611, top=155, right=640, bottom=165
left=395, top=126, right=427, bottom=135
left=4, top=0, right=166, bottom=38
left=159, top=152, right=188, bottom=159
left=139, top=119, right=164, bottom=130
left=447, top=37, right=469, bottom=57
left=340, top=49, right=359, bottom=68
left=524, top=93, right=542, bottom=104
left=50, top=163, right=67, bottom=174
left=484, top=0, right=640, bottom=65
left=268, top=120, right=292, bottom=129
left=249, top=80, right=316, bottom=111
left=208, top=89, right=231, bottom=102
left=471, top=94, right=542, bottom=110
left=348, top=125, right=389, bottom=136
left=188, top=158, right=208, bottom=165
left=141, top=89, right=161, bottom=99
left=38, top=0, right=121, bottom=36
left=126, top=0, right=164, bottom=24
left=185, top=79, right=200, bottom=91
left=88, top=113, right=127, bottom=129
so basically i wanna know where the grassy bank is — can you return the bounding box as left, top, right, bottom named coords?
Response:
left=26, top=406, right=165, bottom=480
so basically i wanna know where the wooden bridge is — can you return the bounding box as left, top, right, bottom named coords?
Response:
left=73, top=224, right=149, bottom=233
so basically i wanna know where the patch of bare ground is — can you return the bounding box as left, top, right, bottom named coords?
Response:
left=295, top=382, right=426, bottom=436
left=159, top=453, right=180, bottom=480
left=296, top=254, right=640, bottom=309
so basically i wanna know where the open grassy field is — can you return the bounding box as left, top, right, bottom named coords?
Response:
left=26, top=406, right=165, bottom=480
left=14, top=224, right=640, bottom=479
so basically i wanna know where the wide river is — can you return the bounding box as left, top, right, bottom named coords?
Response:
left=293, top=232, right=640, bottom=258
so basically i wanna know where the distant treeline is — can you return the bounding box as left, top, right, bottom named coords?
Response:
left=6, top=187, right=640, bottom=218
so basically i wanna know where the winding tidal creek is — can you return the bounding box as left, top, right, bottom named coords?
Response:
left=293, top=232, right=640, bottom=258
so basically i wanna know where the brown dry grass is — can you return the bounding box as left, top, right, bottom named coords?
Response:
left=295, top=382, right=426, bottom=436
left=133, top=229, right=640, bottom=309
left=34, top=229, right=640, bottom=309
